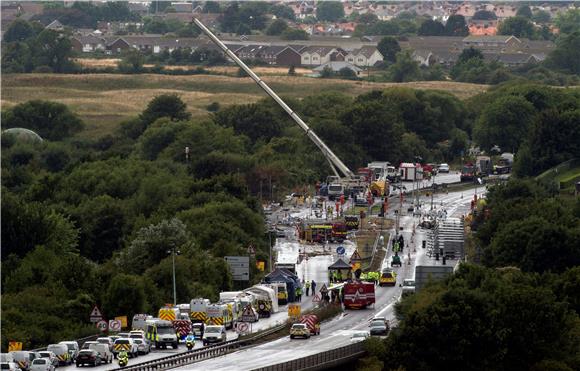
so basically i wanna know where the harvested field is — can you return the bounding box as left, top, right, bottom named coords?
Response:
left=1, top=73, right=488, bottom=138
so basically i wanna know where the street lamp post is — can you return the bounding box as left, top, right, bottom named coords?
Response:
left=167, top=247, right=180, bottom=306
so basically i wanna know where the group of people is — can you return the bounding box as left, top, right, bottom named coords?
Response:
left=329, top=271, right=345, bottom=283
left=302, top=280, right=317, bottom=297
left=393, top=234, right=405, bottom=253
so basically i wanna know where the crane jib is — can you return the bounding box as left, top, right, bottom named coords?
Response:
left=193, top=18, right=354, bottom=179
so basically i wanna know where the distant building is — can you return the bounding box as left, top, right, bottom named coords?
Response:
left=313, top=61, right=362, bottom=75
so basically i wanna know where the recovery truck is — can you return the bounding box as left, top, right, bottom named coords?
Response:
left=460, top=162, right=476, bottom=182
left=189, top=298, right=210, bottom=324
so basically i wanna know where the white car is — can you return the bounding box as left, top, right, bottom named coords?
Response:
left=438, top=163, right=450, bottom=173
left=88, top=344, right=113, bottom=364
left=29, top=359, right=53, bottom=371
left=35, top=352, right=57, bottom=369
left=202, top=326, right=227, bottom=345
left=1, top=362, right=21, bottom=371
left=350, top=331, right=370, bottom=343
left=81, top=341, right=98, bottom=350
left=96, top=337, right=114, bottom=351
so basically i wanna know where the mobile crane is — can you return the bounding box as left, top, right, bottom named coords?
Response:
left=193, top=18, right=369, bottom=196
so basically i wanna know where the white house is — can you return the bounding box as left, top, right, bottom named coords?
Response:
left=301, top=46, right=336, bottom=66
left=345, top=46, right=384, bottom=67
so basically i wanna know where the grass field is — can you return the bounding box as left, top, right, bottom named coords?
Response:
left=1, top=73, right=488, bottom=138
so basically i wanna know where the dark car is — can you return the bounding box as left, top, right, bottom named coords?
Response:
left=75, top=350, right=101, bottom=367
left=369, top=320, right=389, bottom=336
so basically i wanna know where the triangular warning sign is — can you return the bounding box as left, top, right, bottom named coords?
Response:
left=312, top=294, right=321, bottom=303
left=90, top=305, right=102, bottom=317
left=319, top=284, right=328, bottom=293
left=350, top=249, right=362, bottom=262
left=242, top=306, right=253, bottom=316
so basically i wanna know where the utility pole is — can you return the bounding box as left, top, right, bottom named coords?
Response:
left=167, top=246, right=180, bottom=306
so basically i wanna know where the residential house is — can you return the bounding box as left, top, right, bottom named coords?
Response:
left=301, top=46, right=336, bottom=66
left=488, top=52, right=545, bottom=67
left=291, top=1, right=316, bottom=20
left=236, top=44, right=268, bottom=60
left=276, top=46, right=304, bottom=66
left=127, top=2, right=149, bottom=16
left=314, top=61, right=362, bottom=76
left=345, top=46, right=384, bottom=67
left=45, top=20, right=65, bottom=31
left=468, top=23, right=498, bottom=36
left=71, top=35, right=107, bottom=53
left=463, top=35, right=521, bottom=51
left=107, top=38, right=131, bottom=54
left=259, top=45, right=287, bottom=65
left=412, top=50, right=436, bottom=67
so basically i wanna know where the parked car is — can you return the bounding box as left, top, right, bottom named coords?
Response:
left=1, top=362, right=21, bottom=371
left=369, top=320, right=389, bottom=336
left=96, top=337, right=114, bottom=352
left=350, top=331, right=370, bottom=343
left=438, top=163, right=450, bottom=173
left=87, top=344, right=112, bottom=364
left=129, top=331, right=146, bottom=341
left=132, top=339, right=151, bottom=355
left=46, top=345, right=70, bottom=366
left=35, top=353, right=58, bottom=369
left=202, top=326, right=227, bottom=345
left=58, top=342, right=79, bottom=362
left=289, top=323, right=310, bottom=339
left=29, top=359, right=53, bottom=371
left=112, top=339, right=138, bottom=358
left=75, top=350, right=101, bottom=367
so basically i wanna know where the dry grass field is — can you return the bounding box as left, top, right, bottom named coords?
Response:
left=1, top=73, right=488, bottom=138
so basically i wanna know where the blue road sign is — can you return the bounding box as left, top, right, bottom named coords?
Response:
left=336, top=246, right=345, bottom=255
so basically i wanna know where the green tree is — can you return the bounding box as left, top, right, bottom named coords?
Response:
left=266, top=19, right=288, bottom=36
left=213, top=103, right=284, bottom=143
left=532, top=10, right=551, bottom=24
left=516, top=5, right=533, bottom=19
left=389, top=51, right=420, bottom=82
left=377, top=36, right=401, bottom=64
left=117, top=49, right=144, bottom=73
left=316, top=1, right=345, bottom=22
left=149, top=1, right=171, bottom=13
left=1, top=42, right=33, bottom=73
left=202, top=1, right=221, bottom=13
left=103, top=274, right=147, bottom=321
left=472, top=10, right=497, bottom=20
left=4, top=19, right=36, bottom=43
left=418, top=19, right=445, bottom=36
left=546, top=31, right=580, bottom=74
left=458, top=46, right=484, bottom=64
left=474, top=95, right=536, bottom=152
left=33, top=29, right=76, bottom=73
left=281, top=28, right=309, bottom=40
left=555, top=8, right=580, bottom=34
left=358, top=13, right=378, bottom=25
left=445, top=15, right=469, bottom=36
left=270, top=4, right=295, bottom=20
left=288, top=65, right=296, bottom=76
left=140, top=94, right=191, bottom=126
left=498, top=16, right=536, bottom=38
left=3, top=100, right=84, bottom=140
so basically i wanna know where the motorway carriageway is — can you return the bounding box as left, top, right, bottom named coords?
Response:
left=173, top=187, right=480, bottom=370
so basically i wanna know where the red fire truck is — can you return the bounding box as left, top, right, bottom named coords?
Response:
left=343, top=281, right=376, bottom=309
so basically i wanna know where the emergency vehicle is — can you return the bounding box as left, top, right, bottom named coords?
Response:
left=343, top=281, right=376, bottom=309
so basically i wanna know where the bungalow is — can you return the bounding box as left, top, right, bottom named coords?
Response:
left=45, top=20, right=65, bottom=31
left=71, top=35, right=107, bottom=53
left=463, top=35, right=521, bottom=50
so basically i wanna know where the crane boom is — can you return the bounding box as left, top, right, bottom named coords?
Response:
left=193, top=18, right=355, bottom=179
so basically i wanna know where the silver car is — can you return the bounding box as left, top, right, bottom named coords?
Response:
left=29, top=359, right=53, bottom=371
left=132, top=339, right=151, bottom=355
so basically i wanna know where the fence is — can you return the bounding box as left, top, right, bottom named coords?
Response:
left=252, top=342, right=366, bottom=371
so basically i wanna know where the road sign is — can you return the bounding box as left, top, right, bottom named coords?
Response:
left=224, top=256, right=250, bottom=281
left=312, top=294, right=321, bottom=303
left=96, top=320, right=108, bottom=332
left=336, top=246, right=345, bottom=255
left=115, top=316, right=127, bottom=328
left=288, top=304, right=301, bottom=319
left=240, top=306, right=256, bottom=322
left=90, top=305, right=103, bottom=323
left=8, top=342, right=22, bottom=352
left=235, top=322, right=249, bottom=334
left=319, top=284, right=328, bottom=293
left=109, top=319, right=122, bottom=332
left=350, top=250, right=362, bottom=262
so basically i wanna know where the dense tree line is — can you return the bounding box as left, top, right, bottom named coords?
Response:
left=2, top=81, right=578, bottom=351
